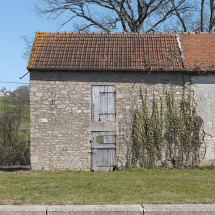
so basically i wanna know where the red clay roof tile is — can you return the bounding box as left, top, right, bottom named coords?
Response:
left=27, top=31, right=215, bottom=72
left=27, top=32, right=184, bottom=71
left=180, top=33, right=215, bottom=72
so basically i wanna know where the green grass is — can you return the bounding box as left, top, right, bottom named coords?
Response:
left=0, top=168, right=215, bottom=205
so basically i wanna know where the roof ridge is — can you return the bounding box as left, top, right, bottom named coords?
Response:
left=35, top=31, right=177, bottom=35
left=179, top=31, right=215, bottom=35
left=36, top=31, right=215, bottom=36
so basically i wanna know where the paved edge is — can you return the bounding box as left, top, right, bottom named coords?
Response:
left=0, top=205, right=48, bottom=212
left=48, top=205, right=143, bottom=212
left=143, top=204, right=215, bottom=212
left=0, top=205, right=215, bottom=214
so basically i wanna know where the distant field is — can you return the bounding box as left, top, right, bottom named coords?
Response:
left=0, top=168, right=214, bottom=205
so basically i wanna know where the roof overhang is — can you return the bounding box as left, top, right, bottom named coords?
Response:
left=27, top=67, right=215, bottom=74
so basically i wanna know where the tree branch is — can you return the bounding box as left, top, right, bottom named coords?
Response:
left=171, top=0, right=187, bottom=32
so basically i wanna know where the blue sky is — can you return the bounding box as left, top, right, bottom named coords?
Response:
left=0, top=0, right=72, bottom=91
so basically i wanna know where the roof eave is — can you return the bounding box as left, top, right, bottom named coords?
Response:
left=27, top=67, right=215, bottom=74
left=28, top=67, right=188, bottom=72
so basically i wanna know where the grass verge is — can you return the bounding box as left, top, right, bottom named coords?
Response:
left=0, top=168, right=214, bottom=205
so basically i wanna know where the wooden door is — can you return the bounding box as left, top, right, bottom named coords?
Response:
left=91, top=132, right=116, bottom=172
left=91, top=86, right=116, bottom=121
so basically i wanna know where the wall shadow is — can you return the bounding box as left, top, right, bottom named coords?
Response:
left=0, top=166, right=30, bottom=172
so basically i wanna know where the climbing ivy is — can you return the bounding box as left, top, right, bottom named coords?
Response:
left=132, top=88, right=164, bottom=168
left=151, top=92, right=164, bottom=162
left=179, top=92, right=194, bottom=166
left=131, top=87, right=203, bottom=168
left=165, top=91, right=180, bottom=166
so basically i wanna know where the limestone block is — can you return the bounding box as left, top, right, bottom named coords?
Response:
left=0, top=205, right=47, bottom=215
left=143, top=204, right=215, bottom=215
left=204, top=145, right=215, bottom=160
left=48, top=205, right=143, bottom=215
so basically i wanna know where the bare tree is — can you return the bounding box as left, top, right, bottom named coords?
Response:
left=201, top=0, right=205, bottom=31
left=35, top=0, right=192, bottom=32
left=209, top=0, right=215, bottom=32
left=163, top=0, right=215, bottom=32
left=21, top=34, right=35, bottom=61
left=170, top=0, right=187, bottom=32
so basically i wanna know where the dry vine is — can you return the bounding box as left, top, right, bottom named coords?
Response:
left=131, top=87, right=204, bottom=168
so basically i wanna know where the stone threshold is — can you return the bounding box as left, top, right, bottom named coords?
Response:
left=0, top=204, right=215, bottom=214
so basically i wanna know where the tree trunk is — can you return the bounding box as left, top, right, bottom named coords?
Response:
left=201, top=0, right=205, bottom=32
left=209, top=0, right=215, bottom=32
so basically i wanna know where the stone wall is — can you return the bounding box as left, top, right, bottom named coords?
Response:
left=30, top=73, right=91, bottom=170
left=30, top=71, right=214, bottom=170
left=191, top=75, right=215, bottom=166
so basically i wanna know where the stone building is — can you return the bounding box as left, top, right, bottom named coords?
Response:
left=27, top=31, right=215, bottom=171
left=0, top=90, right=10, bottom=97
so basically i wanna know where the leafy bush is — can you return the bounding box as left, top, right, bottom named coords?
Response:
left=0, top=86, right=30, bottom=166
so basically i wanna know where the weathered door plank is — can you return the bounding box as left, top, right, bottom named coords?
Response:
left=91, top=131, right=116, bottom=172
left=91, top=86, right=116, bottom=122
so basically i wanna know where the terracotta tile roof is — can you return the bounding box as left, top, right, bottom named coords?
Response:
left=27, top=32, right=184, bottom=71
left=180, top=32, right=215, bottom=72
